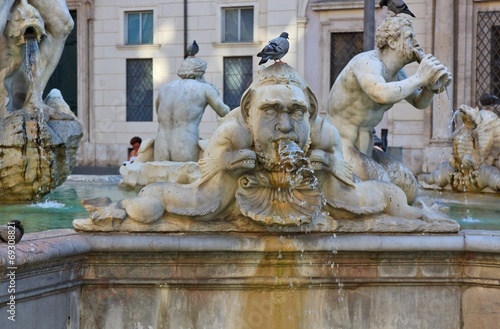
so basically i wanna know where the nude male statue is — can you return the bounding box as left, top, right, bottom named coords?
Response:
left=327, top=16, right=451, bottom=202
left=154, top=57, right=230, bottom=162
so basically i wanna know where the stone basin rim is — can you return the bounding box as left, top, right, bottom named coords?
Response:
left=3, top=228, right=500, bottom=268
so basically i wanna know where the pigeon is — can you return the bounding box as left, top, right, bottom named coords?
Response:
left=186, top=40, right=199, bottom=57
left=479, top=93, right=500, bottom=106
left=0, top=220, right=24, bottom=243
left=380, top=0, right=415, bottom=18
left=257, top=32, right=289, bottom=65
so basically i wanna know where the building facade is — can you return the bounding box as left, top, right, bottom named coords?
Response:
left=62, top=0, right=500, bottom=173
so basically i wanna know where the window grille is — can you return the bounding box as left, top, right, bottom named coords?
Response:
left=223, top=57, right=253, bottom=109
left=222, top=7, right=254, bottom=42
left=476, top=11, right=500, bottom=114
left=330, top=32, right=364, bottom=87
left=126, top=59, right=153, bottom=121
left=126, top=11, right=153, bottom=45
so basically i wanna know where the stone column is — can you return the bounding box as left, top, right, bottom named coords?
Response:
left=363, top=0, right=375, bottom=51
left=296, top=17, right=308, bottom=78
left=423, top=0, right=455, bottom=172
left=431, top=0, right=454, bottom=141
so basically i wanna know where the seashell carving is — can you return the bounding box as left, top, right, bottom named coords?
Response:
left=235, top=171, right=322, bottom=226
left=236, top=139, right=321, bottom=225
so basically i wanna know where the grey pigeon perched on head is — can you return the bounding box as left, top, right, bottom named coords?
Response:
left=380, top=0, right=415, bottom=18
left=186, top=40, right=199, bottom=57
left=0, top=220, right=24, bottom=243
left=257, top=32, right=289, bottom=65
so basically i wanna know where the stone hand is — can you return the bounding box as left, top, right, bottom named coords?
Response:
left=429, top=68, right=452, bottom=93
left=415, top=54, right=446, bottom=87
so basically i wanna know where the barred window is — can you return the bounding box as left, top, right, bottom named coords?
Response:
left=126, top=11, right=153, bottom=45
left=126, top=59, right=153, bottom=121
left=330, top=32, right=364, bottom=87
left=223, top=57, right=253, bottom=109
left=222, top=7, right=254, bottom=42
left=476, top=11, right=500, bottom=113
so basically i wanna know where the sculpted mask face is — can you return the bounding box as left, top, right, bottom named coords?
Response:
left=248, top=83, right=311, bottom=171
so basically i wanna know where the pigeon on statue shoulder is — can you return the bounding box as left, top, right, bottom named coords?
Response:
left=380, top=0, right=415, bottom=18
left=257, top=32, right=289, bottom=65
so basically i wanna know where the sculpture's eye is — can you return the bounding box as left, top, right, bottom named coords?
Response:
left=291, top=108, right=306, bottom=119
left=265, top=107, right=278, bottom=116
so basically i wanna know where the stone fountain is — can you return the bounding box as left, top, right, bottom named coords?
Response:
left=0, top=0, right=83, bottom=202
left=2, top=16, right=500, bottom=329
left=75, top=63, right=458, bottom=234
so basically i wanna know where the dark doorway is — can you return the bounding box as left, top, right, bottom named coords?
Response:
left=44, top=10, right=78, bottom=115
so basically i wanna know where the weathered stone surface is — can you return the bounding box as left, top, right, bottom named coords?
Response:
left=0, top=111, right=82, bottom=202
left=73, top=212, right=460, bottom=233
left=2, top=230, right=500, bottom=329
left=463, top=287, right=500, bottom=329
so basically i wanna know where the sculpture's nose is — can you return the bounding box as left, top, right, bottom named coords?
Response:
left=275, top=113, right=293, bottom=133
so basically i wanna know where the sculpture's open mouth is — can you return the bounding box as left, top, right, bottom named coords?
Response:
left=456, top=104, right=479, bottom=125
left=23, top=26, right=40, bottom=39
left=19, top=23, right=46, bottom=43
left=457, top=104, right=473, bottom=118
left=228, top=149, right=256, bottom=170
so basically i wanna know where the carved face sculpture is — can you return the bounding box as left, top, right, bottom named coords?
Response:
left=396, top=26, right=420, bottom=64
left=247, top=83, right=311, bottom=171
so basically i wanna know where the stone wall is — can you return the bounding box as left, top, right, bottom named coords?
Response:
left=1, top=230, right=500, bottom=328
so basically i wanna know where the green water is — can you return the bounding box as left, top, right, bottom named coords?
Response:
left=447, top=203, right=500, bottom=230
left=0, top=178, right=139, bottom=233
left=421, top=189, right=500, bottom=231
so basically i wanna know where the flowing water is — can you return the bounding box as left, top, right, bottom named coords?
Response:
left=25, top=36, right=43, bottom=109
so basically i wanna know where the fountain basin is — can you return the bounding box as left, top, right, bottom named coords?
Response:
left=1, top=230, right=499, bottom=328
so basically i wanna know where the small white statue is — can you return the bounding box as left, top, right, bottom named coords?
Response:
left=154, top=57, right=230, bottom=162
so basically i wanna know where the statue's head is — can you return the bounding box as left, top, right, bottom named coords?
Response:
left=375, top=16, right=420, bottom=63
left=240, top=64, right=318, bottom=171
left=177, top=57, right=207, bottom=81
left=6, top=0, right=47, bottom=45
